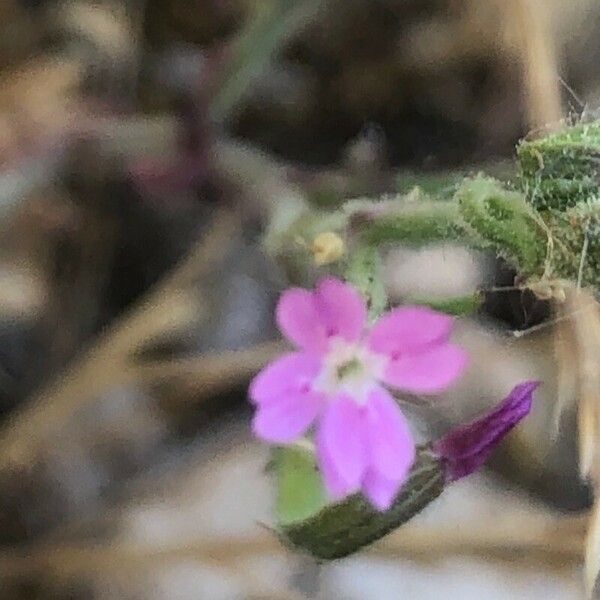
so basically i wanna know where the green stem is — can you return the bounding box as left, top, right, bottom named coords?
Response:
left=358, top=201, right=464, bottom=246
left=344, top=245, right=387, bottom=321
left=407, top=293, right=483, bottom=316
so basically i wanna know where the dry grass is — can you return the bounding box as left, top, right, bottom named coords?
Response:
left=558, top=291, right=600, bottom=595
left=0, top=511, right=586, bottom=577
left=0, top=208, right=240, bottom=469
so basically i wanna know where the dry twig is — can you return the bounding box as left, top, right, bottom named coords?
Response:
left=0, top=208, right=240, bottom=470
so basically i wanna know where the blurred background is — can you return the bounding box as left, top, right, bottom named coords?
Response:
left=0, top=0, right=599, bottom=598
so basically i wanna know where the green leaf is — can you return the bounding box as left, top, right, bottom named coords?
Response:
left=211, top=0, right=324, bottom=122
left=456, top=176, right=546, bottom=275
left=517, top=121, right=600, bottom=211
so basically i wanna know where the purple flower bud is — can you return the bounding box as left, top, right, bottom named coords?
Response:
left=434, top=381, right=539, bottom=481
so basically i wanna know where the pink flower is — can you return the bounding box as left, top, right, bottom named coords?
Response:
left=249, top=277, right=468, bottom=510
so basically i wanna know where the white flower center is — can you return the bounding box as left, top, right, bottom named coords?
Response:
left=314, top=338, right=388, bottom=404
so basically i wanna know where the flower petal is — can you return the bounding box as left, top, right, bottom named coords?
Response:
left=316, top=396, right=367, bottom=499
left=249, top=352, right=321, bottom=405
left=252, top=390, right=322, bottom=443
left=362, top=469, right=401, bottom=511
left=318, top=439, right=358, bottom=499
left=276, top=278, right=367, bottom=353
left=276, top=288, right=324, bottom=352
left=366, top=387, right=415, bottom=481
left=313, top=278, right=367, bottom=344
left=368, top=306, right=454, bottom=357
left=382, top=343, right=468, bottom=394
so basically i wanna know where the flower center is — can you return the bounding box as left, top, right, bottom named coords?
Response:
left=336, top=357, right=363, bottom=381
left=314, top=338, right=387, bottom=404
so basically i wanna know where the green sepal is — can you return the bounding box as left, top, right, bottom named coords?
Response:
left=276, top=445, right=445, bottom=560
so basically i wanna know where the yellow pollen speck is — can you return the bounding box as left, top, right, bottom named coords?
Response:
left=311, top=231, right=345, bottom=266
